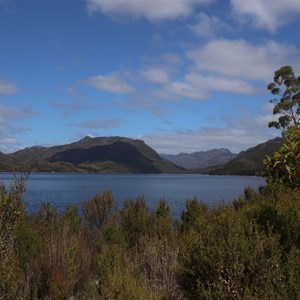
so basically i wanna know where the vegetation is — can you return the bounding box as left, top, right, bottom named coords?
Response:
left=264, top=126, right=300, bottom=188
left=2, top=66, right=300, bottom=298
left=3, top=136, right=182, bottom=174
left=198, top=137, right=283, bottom=175
left=1, top=173, right=300, bottom=299
left=265, top=65, right=300, bottom=188
left=268, top=65, right=300, bottom=129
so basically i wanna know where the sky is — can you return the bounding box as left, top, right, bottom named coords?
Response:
left=1, top=0, right=300, bottom=155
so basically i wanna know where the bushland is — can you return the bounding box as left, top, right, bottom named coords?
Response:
left=1, top=176, right=300, bottom=299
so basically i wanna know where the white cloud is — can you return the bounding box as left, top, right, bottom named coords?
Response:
left=165, top=80, right=209, bottom=99
left=159, top=53, right=182, bottom=66
left=86, top=0, right=212, bottom=22
left=140, top=52, right=182, bottom=86
left=0, top=80, right=19, bottom=95
left=143, top=112, right=278, bottom=154
left=141, top=67, right=170, bottom=84
left=141, top=101, right=278, bottom=155
left=0, top=136, right=22, bottom=153
left=85, top=73, right=134, bottom=94
left=186, top=72, right=256, bottom=95
left=0, top=105, right=37, bottom=120
left=187, top=39, right=298, bottom=82
left=1, top=137, right=18, bottom=145
left=188, top=12, right=232, bottom=38
left=114, top=97, right=168, bottom=117
left=0, top=104, right=36, bottom=153
left=137, top=39, right=298, bottom=103
left=231, top=0, right=300, bottom=32
left=156, top=70, right=256, bottom=101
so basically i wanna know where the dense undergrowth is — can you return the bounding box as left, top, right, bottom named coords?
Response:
left=1, top=172, right=300, bottom=299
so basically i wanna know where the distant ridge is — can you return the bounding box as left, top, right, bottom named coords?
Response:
left=161, top=148, right=237, bottom=169
left=198, top=137, right=283, bottom=175
left=0, top=150, right=16, bottom=171
left=5, top=136, right=183, bottom=174
left=0, top=136, right=283, bottom=175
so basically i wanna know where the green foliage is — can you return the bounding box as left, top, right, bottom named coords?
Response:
left=153, top=199, right=172, bottom=238
left=177, top=186, right=300, bottom=299
left=83, top=190, right=115, bottom=230
left=0, top=175, right=27, bottom=300
left=268, top=65, right=300, bottom=129
left=120, top=197, right=150, bottom=248
left=3, top=171, right=300, bottom=299
left=96, top=244, right=155, bottom=299
left=264, top=126, right=300, bottom=188
left=180, top=198, right=208, bottom=231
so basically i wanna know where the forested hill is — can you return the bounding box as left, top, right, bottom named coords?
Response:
left=4, top=136, right=183, bottom=174
left=161, top=148, right=237, bottom=169
left=0, top=136, right=283, bottom=175
left=197, top=137, right=283, bottom=175
left=0, top=150, right=17, bottom=171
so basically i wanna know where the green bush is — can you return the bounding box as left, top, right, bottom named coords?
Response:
left=0, top=176, right=26, bottom=299
left=2, top=176, right=300, bottom=298
left=264, top=126, right=300, bottom=189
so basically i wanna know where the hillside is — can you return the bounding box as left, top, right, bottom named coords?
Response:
left=198, top=137, right=283, bottom=175
left=0, top=151, right=17, bottom=171
left=7, top=136, right=182, bottom=174
left=1, top=136, right=283, bottom=175
left=161, top=148, right=237, bottom=169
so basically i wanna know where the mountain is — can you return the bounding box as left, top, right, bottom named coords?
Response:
left=161, top=148, right=237, bottom=169
left=7, top=136, right=183, bottom=174
left=0, top=151, right=17, bottom=171
left=0, top=136, right=283, bottom=175
left=198, top=137, right=283, bottom=175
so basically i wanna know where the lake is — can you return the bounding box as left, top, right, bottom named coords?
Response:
left=0, top=173, right=266, bottom=219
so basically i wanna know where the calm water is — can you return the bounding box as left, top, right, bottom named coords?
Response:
left=0, top=173, right=265, bottom=218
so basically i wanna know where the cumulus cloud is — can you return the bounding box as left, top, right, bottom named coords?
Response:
left=0, top=104, right=37, bottom=153
left=140, top=52, right=182, bottom=86
left=0, top=136, right=22, bottom=153
left=165, top=80, right=209, bottom=99
left=140, top=67, right=170, bottom=84
left=187, top=39, right=298, bottom=82
left=114, top=97, right=168, bottom=117
left=86, top=0, right=212, bottom=22
left=85, top=73, right=134, bottom=94
left=231, top=0, right=300, bottom=32
left=186, top=72, right=256, bottom=95
left=0, top=80, right=19, bottom=95
left=188, top=12, right=232, bottom=38
left=135, top=39, right=299, bottom=104
left=143, top=109, right=277, bottom=154
left=146, top=64, right=258, bottom=102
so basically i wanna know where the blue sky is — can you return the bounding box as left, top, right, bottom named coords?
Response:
left=1, top=0, right=300, bottom=154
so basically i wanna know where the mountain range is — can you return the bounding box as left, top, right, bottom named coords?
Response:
left=161, top=148, right=237, bottom=169
left=197, top=137, right=283, bottom=175
left=2, top=136, right=182, bottom=174
left=0, top=135, right=283, bottom=175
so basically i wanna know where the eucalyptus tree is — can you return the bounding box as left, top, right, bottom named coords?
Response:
left=268, top=65, right=300, bottom=129
left=265, top=66, right=300, bottom=189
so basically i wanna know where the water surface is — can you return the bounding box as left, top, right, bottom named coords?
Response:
left=0, top=173, right=265, bottom=218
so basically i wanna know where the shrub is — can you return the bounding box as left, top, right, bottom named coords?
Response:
left=264, top=126, right=300, bottom=189
left=0, top=175, right=26, bottom=299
